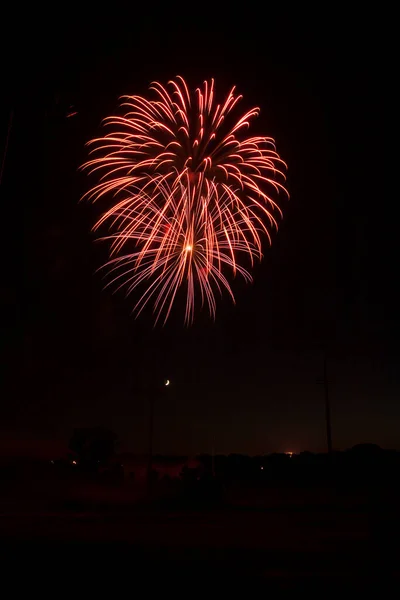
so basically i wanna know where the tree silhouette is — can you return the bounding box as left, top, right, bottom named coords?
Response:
left=69, top=427, right=118, bottom=468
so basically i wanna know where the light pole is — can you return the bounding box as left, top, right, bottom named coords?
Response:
left=0, top=109, right=14, bottom=186
left=147, top=378, right=170, bottom=497
left=211, top=434, right=216, bottom=478
left=323, top=354, right=333, bottom=456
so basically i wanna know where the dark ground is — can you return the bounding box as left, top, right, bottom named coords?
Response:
left=1, top=480, right=399, bottom=589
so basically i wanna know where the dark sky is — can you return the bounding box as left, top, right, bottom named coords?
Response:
left=1, top=6, right=397, bottom=456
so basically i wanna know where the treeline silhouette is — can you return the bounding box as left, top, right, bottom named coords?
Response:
left=2, top=429, right=399, bottom=490
left=198, top=444, right=400, bottom=487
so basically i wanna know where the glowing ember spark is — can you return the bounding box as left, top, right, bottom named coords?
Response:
left=82, top=76, right=288, bottom=323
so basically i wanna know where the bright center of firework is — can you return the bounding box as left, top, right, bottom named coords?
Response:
left=185, top=245, right=193, bottom=252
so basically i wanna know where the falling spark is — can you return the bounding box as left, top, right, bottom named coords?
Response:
left=82, top=76, right=288, bottom=323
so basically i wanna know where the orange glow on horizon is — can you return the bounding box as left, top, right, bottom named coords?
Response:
left=82, top=76, right=288, bottom=323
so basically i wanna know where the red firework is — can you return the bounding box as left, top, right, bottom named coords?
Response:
left=82, top=76, right=288, bottom=323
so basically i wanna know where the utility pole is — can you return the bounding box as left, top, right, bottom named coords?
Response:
left=147, top=390, right=155, bottom=497
left=0, top=109, right=13, bottom=186
left=147, top=378, right=170, bottom=497
left=211, top=435, right=216, bottom=478
left=323, top=354, right=333, bottom=455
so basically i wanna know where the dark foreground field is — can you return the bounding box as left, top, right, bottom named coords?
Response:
left=1, top=481, right=399, bottom=589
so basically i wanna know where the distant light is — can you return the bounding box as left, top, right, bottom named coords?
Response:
left=165, top=379, right=170, bottom=386
left=50, top=460, right=54, bottom=464
left=72, top=460, right=77, bottom=465
left=260, top=466, right=264, bottom=470
left=185, top=245, right=193, bottom=252
left=286, top=452, right=293, bottom=457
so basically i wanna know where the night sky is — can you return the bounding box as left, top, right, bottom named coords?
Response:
left=1, top=6, right=397, bottom=457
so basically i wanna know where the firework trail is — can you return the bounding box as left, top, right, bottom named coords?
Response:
left=82, top=76, right=288, bottom=323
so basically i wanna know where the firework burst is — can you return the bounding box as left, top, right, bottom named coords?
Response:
left=82, top=76, right=288, bottom=323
